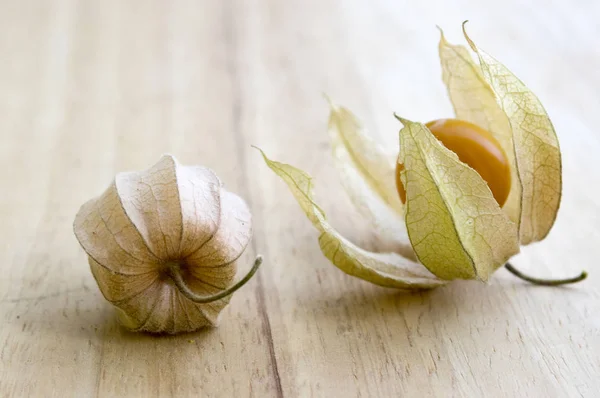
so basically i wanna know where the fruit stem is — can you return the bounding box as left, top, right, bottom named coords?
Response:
left=505, top=262, right=587, bottom=286
left=168, top=256, right=263, bottom=303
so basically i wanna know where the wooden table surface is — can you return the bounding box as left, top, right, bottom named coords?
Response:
left=1, top=1, right=599, bottom=397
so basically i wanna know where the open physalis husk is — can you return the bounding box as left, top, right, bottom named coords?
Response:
left=73, top=155, right=261, bottom=333
left=259, top=25, right=572, bottom=289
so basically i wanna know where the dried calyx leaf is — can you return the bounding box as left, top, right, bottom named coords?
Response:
left=256, top=147, right=444, bottom=290
left=327, top=100, right=414, bottom=257
left=437, top=28, right=522, bottom=227
left=396, top=116, right=520, bottom=281
left=442, top=23, right=562, bottom=245
left=73, top=155, right=261, bottom=334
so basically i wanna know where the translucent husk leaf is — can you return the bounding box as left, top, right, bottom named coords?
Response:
left=327, top=101, right=404, bottom=215
left=437, top=29, right=522, bottom=227
left=398, top=117, right=520, bottom=281
left=257, top=148, right=444, bottom=290
left=327, top=101, right=414, bottom=257
left=462, top=26, right=562, bottom=244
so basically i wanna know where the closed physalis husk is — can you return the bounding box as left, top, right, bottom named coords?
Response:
left=73, top=155, right=261, bottom=334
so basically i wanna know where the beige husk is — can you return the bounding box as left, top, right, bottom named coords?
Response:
left=73, top=154, right=258, bottom=334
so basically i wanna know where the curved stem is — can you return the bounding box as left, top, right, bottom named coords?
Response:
left=169, top=255, right=263, bottom=303
left=505, top=262, right=587, bottom=286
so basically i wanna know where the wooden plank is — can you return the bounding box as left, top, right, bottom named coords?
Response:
left=236, top=0, right=600, bottom=396
left=1, top=0, right=599, bottom=396
left=0, top=1, right=277, bottom=397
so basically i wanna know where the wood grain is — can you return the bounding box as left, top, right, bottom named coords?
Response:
left=1, top=0, right=598, bottom=396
